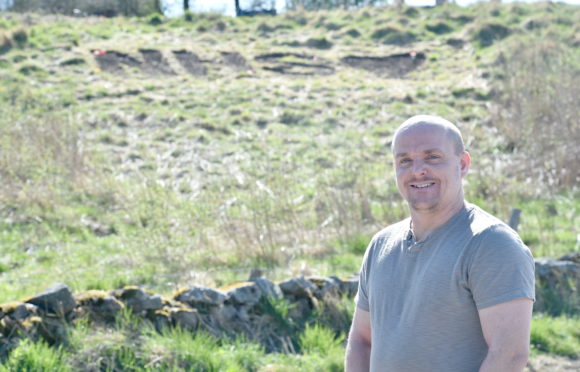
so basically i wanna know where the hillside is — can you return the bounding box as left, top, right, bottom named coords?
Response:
left=0, top=2, right=579, bottom=369
left=1, top=1, right=579, bottom=299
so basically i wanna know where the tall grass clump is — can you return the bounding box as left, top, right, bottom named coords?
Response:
left=490, top=37, right=580, bottom=192
left=297, top=323, right=345, bottom=371
left=0, top=339, right=70, bottom=372
left=142, top=327, right=265, bottom=371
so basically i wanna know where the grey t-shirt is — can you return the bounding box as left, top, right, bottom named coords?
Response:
left=356, top=203, right=535, bottom=372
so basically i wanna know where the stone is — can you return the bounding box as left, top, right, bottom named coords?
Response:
left=287, top=298, right=313, bottom=321
left=25, top=283, right=76, bottom=317
left=37, top=315, right=68, bottom=345
left=211, top=304, right=238, bottom=327
left=253, top=277, right=283, bottom=300
left=174, top=286, right=226, bottom=308
left=0, top=317, right=17, bottom=337
left=308, top=276, right=340, bottom=300
left=170, top=308, right=200, bottom=331
left=76, top=290, right=124, bottom=323
left=151, top=310, right=171, bottom=333
left=210, top=304, right=250, bottom=332
left=14, top=303, right=39, bottom=321
left=113, top=286, right=163, bottom=313
left=248, top=268, right=263, bottom=281
left=534, top=257, right=580, bottom=313
left=278, top=277, right=317, bottom=299
left=337, top=276, right=359, bottom=297
left=223, top=282, right=262, bottom=307
left=559, top=252, right=580, bottom=264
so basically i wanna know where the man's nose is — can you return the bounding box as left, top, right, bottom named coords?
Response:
left=411, top=159, right=427, bottom=176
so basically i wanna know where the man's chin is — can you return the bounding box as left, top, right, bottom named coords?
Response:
left=409, top=200, right=439, bottom=213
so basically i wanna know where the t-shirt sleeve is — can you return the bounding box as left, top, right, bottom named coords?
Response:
left=468, top=224, right=535, bottom=310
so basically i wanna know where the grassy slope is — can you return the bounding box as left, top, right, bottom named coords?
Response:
left=0, top=3, right=578, bottom=303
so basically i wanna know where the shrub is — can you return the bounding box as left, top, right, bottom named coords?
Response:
left=426, top=21, right=453, bottom=35
left=472, top=22, right=511, bottom=47
left=11, top=29, right=28, bottom=48
left=305, top=37, right=333, bottom=49
left=148, top=13, right=163, bottom=26
left=371, top=26, right=416, bottom=45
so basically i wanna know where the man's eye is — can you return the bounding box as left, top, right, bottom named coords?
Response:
left=427, top=155, right=440, bottom=161
left=399, top=159, right=411, bottom=165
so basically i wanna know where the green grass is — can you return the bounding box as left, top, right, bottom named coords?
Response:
left=0, top=0, right=577, bottom=325
left=1, top=311, right=578, bottom=370
left=531, top=315, right=580, bottom=359
left=0, top=340, right=71, bottom=372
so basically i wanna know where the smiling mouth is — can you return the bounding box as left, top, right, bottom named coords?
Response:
left=411, top=182, right=435, bottom=189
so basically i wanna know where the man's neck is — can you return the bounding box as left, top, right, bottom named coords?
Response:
left=409, top=199, right=466, bottom=242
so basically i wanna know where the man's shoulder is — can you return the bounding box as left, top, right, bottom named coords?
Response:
left=466, top=203, right=518, bottom=238
left=465, top=203, right=527, bottom=252
left=373, top=219, right=409, bottom=241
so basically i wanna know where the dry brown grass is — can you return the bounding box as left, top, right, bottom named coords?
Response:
left=490, top=38, right=580, bottom=191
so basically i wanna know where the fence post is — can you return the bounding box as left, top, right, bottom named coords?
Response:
left=508, top=208, right=521, bottom=231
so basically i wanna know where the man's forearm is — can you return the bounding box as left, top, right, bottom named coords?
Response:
left=479, top=349, right=529, bottom=372
left=345, top=339, right=371, bottom=372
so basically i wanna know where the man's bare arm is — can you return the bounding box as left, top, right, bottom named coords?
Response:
left=478, top=298, right=533, bottom=372
left=345, top=306, right=372, bottom=372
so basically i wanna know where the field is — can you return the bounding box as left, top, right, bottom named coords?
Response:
left=0, top=1, right=579, bottom=369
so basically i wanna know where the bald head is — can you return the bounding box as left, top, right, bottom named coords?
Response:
left=392, top=115, right=465, bottom=156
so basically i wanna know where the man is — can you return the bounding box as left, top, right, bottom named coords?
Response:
left=345, top=115, right=535, bottom=372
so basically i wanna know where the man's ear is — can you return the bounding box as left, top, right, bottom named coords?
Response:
left=460, top=151, right=470, bottom=177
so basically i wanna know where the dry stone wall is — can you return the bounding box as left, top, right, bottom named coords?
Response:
left=0, top=274, right=358, bottom=357
left=0, top=255, right=579, bottom=359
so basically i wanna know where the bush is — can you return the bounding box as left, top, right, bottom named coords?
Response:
left=371, top=26, right=416, bottom=45
left=472, top=22, right=511, bottom=47
left=148, top=13, right=164, bottom=26
left=11, top=29, right=28, bottom=48
left=426, top=22, right=453, bottom=35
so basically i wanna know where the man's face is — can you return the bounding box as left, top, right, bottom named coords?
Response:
left=393, top=123, right=469, bottom=214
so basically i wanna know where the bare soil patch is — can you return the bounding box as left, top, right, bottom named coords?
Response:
left=220, top=51, right=251, bottom=72
left=255, top=52, right=334, bottom=75
left=340, top=52, right=426, bottom=77
left=93, top=50, right=141, bottom=75
left=173, top=49, right=207, bottom=76
left=139, top=49, right=175, bottom=76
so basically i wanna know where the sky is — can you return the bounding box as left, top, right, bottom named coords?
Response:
left=1, top=0, right=578, bottom=15
left=161, top=0, right=580, bottom=17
